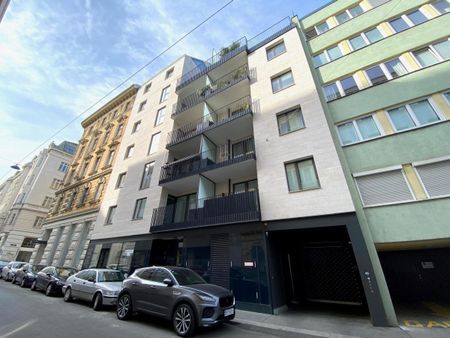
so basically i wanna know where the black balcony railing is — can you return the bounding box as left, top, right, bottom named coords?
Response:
left=167, top=96, right=253, bottom=147
left=172, top=64, right=255, bottom=117
left=150, top=190, right=260, bottom=232
left=176, top=37, right=248, bottom=92
left=160, top=137, right=255, bottom=184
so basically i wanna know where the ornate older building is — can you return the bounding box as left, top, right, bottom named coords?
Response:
left=31, top=85, right=139, bottom=269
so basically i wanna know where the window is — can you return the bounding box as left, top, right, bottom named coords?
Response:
left=348, top=4, right=364, bottom=17
left=50, top=179, right=62, bottom=190
left=432, top=0, right=450, bottom=14
left=16, top=193, right=25, bottom=204
left=116, top=172, right=126, bottom=189
left=124, top=145, right=134, bottom=159
left=389, top=17, right=409, bottom=32
left=155, top=106, right=166, bottom=126
left=285, top=158, right=320, bottom=192
left=365, top=65, right=388, bottom=85
left=8, top=213, right=16, bottom=225
left=232, top=138, right=255, bottom=158
left=93, top=156, right=101, bottom=172
left=444, top=91, right=450, bottom=104
left=102, top=131, right=110, bottom=145
left=305, top=28, right=318, bottom=40
left=124, top=101, right=131, bottom=112
left=144, top=83, right=152, bottom=93
left=340, top=76, right=359, bottom=95
left=90, top=138, right=98, bottom=151
left=384, top=58, right=408, bottom=78
left=148, top=132, right=161, bottom=155
left=132, top=121, right=141, bottom=133
left=115, top=124, right=124, bottom=138
left=323, top=83, right=341, bottom=101
left=387, top=99, right=441, bottom=131
left=138, top=100, right=147, bottom=112
left=364, top=27, right=383, bottom=43
left=80, top=161, right=90, bottom=177
left=106, top=150, right=115, bottom=166
left=413, top=47, right=440, bottom=67
left=67, top=191, right=77, bottom=208
left=33, top=217, right=45, bottom=228
left=94, top=181, right=104, bottom=201
left=415, top=159, right=450, bottom=197
left=271, top=71, right=294, bottom=93
left=233, top=179, right=258, bottom=193
left=132, top=198, right=147, bottom=220
left=326, top=45, right=342, bottom=61
left=406, top=10, right=427, bottom=25
left=338, top=115, right=381, bottom=145
left=21, top=237, right=36, bottom=248
left=277, top=107, right=305, bottom=135
left=432, top=40, right=450, bottom=60
left=355, top=169, right=414, bottom=206
left=105, top=206, right=117, bottom=225
left=79, top=186, right=89, bottom=205
left=313, top=52, right=328, bottom=67
left=315, top=22, right=329, bottom=34
left=165, top=68, right=174, bottom=79
left=58, top=162, right=69, bottom=172
left=349, top=35, right=366, bottom=50
left=266, top=41, right=286, bottom=60
left=42, top=196, right=54, bottom=208
left=336, top=11, right=350, bottom=24
left=160, top=86, right=170, bottom=103
left=140, top=162, right=154, bottom=189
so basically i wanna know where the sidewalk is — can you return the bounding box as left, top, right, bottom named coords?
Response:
left=233, top=308, right=449, bottom=338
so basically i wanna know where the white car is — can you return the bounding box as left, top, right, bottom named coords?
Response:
left=1, top=261, right=26, bottom=281
left=63, top=268, right=124, bottom=311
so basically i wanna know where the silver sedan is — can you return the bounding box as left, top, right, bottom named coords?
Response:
left=63, top=268, right=124, bottom=311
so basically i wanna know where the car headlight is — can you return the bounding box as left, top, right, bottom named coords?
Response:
left=195, top=293, right=216, bottom=304
left=103, top=290, right=119, bottom=297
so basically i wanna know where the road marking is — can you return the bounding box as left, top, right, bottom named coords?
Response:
left=0, top=319, right=37, bottom=338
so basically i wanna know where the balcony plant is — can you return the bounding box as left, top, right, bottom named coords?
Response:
left=219, top=41, right=241, bottom=59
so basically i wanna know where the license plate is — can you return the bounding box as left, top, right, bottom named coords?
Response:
left=224, top=308, right=234, bottom=317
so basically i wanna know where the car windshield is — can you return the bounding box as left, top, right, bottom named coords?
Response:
left=98, top=271, right=124, bottom=282
left=31, top=265, right=45, bottom=273
left=55, top=268, right=76, bottom=278
left=171, top=268, right=206, bottom=286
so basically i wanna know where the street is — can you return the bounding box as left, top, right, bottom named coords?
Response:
left=0, top=280, right=311, bottom=338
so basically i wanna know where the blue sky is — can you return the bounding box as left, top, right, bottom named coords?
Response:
left=0, top=0, right=330, bottom=181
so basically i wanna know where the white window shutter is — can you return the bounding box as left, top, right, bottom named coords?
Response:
left=415, top=160, right=450, bottom=198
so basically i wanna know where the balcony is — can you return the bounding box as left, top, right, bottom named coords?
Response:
left=172, top=64, right=254, bottom=117
left=176, top=37, right=248, bottom=92
left=167, top=96, right=253, bottom=148
left=150, top=190, right=260, bottom=232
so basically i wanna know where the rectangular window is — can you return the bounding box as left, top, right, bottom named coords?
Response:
left=338, top=115, right=381, bottom=145
left=148, top=132, right=161, bottom=155
left=413, top=47, right=439, bottom=67
left=165, top=68, right=174, bottom=79
left=348, top=4, right=364, bottom=17
left=42, top=196, right=54, bottom=208
left=138, top=100, right=147, bottom=112
left=132, top=121, right=141, bottom=133
left=124, top=101, right=131, bottom=112
left=415, top=159, right=450, bottom=197
left=305, top=28, right=318, bottom=40
left=160, top=86, right=170, bottom=102
left=313, top=52, right=328, bottom=67
left=105, top=206, right=117, bottom=225
left=384, top=58, right=408, bottom=78
left=326, top=45, right=342, bottom=61
left=365, top=65, right=388, bottom=85
left=315, top=22, right=329, bottom=34
left=364, top=27, right=383, bottom=43
left=340, top=76, right=359, bottom=95
left=387, top=99, right=441, bottom=131
left=271, top=71, right=294, bottom=93
left=93, top=156, right=101, bottom=172
left=433, top=40, right=450, bottom=60
left=389, top=17, right=410, bottom=32
left=107, top=150, right=115, bottom=166
left=444, top=91, right=450, bottom=104
left=116, top=172, right=126, bottom=189
left=132, top=198, right=147, bottom=220
left=336, top=11, right=350, bottom=24
left=58, top=162, right=69, bottom=172
left=355, top=169, right=414, bottom=206
left=277, top=107, right=305, bottom=135
left=432, top=0, right=450, bottom=14
left=285, top=158, right=320, bottom=192
left=115, top=124, right=124, bottom=138
left=323, top=83, right=341, bottom=101
left=144, top=83, right=151, bottom=93
left=155, top=106, right=166, bottom=126
left=124, top=145, right=134, bottom=159
left=406, top=10, right=427, bottom=25
left=79, top=186, right=89, bottom=205
left=102, top=131, right=110, bottom=145
left=266, top=41, right=286, bottom=60
left=349, top=35, right=366, bottom=50
left=94, top=182, right=104, bottom=201
left=33, top=217, right=45, bottom=228
left=140, top=162, right=154, bottom=189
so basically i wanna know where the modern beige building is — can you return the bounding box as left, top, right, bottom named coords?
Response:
left=31, top=85, right=139, bottom=269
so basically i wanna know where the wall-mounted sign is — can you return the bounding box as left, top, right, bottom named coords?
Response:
left=421, top=261, right=434, bottom=269
left=244, top=261, right=255, bottom=267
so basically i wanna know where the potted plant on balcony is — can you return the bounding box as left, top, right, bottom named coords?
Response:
left=219, top=41, right=241, bottom=59
left=199, top=84, right=211, bottom=97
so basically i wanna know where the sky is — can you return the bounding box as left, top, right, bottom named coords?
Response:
left=0, top=0, right=330, bottom=182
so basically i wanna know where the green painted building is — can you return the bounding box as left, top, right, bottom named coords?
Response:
left=298, top=0, right=450, bottom=320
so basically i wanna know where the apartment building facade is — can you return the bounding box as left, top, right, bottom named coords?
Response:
left=30, top=85, right=139, bottom=269
left=0, top=141, right=76, bottom=262
left=299, top=0, right=450, bottom=318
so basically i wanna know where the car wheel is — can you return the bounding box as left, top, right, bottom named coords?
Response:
left=64, top=287, right=72, bottom=302
left=31, top=280, right=37, bottom=291
left=20, top=278, right=26, bottom=288
left=173, top=303, right=196, bottom=337
left=11, top=276, right=16, bottom=284
left=45, top=284, right=53, bottom=296
left=5, top=273, right=11, bottom=282
left=93, top=293, right=103, bottom=311
left=116, top=293, right=132, bottom=320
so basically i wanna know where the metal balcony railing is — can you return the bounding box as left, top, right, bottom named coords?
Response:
left=166, top=96, right=253, bottom=147
left=176, top=37, right=248, bottom=92
left=150, top=190, right=260, bottom=232
left=172, top=64, right=254, bottom=117
left=160, top=137, right=255, bottom=184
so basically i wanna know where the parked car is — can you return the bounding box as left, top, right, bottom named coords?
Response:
left=116, top=266, right=235, bottom=337
left=31, top=266, right=77, bottom=296
left=1, top=261, right=26, bottom=281
left=63, top=268, right=124, bottom=311
left=12, top=263, right=46, bottom=287
left=0, top=260, right=10, bottom=273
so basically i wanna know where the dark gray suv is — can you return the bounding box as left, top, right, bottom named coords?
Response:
left=116, top=266, right=235, bottom=337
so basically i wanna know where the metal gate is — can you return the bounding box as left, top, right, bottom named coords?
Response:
left=210, top=233, right=230, bottom=290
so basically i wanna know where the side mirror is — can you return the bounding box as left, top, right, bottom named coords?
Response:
left=163, top=278, right=173, bottom=287
left=46, top=273, right=52, bottom=278
left=88, top=277, right=96, bottom=283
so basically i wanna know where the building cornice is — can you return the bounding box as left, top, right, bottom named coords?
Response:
left=56, top=169, right=111, bottom=195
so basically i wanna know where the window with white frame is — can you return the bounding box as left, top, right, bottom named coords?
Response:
left=364, top=65, right=388, bottom=85
left=349, top=35, right=367, bottom=50
left=132, top=120, right=141, bottom=133
left=431, top=39, right=450, bottom=60
left=102, top=131, right=110, bottom=145
left=132, top=198, right=147, bottom=220
left=271, top=71, right=294, bottom=93
left=406, top=9, right=428, bottom=25
left=432, top=0, right=450, bottom=14
left=140, top=162, right=154, bottom=189
left=33, top=216, right=45, bottom=228
left=124, top=145, right=134, bottom=159
left=155, top=106, right=166, bottom=126
left=138, top=100, right=147, bottom=112
left=443, top=91, right=450, bottom=104
left=94, top=181, right=104, bottom=201
left=387, top=99, right=442, bottom=131
left=363, top=27, right=384, bottom=43
left=42, top=196, right=54, bottom=208
left=266, top=41, right=286, bottom=61
left=337, top=115, right=382, bottom=145
left=335, top=11, right=351, bottom=24
left=323, top=82, right=341, bottom=101
left=93, top=156, right=101, bottom=172
left=383, top=58, right=408, bottom=78
left=148, top=132, right=161, bottom=155
left=116, top=172, right=126, bottom=189
left=388, top=16, right=410, bottom=33
left=160, top=86, right=170, bottom=103
left=326, top=45, right=342, bottom=61
left=415, top=159, right=450, bottom=197
left=285, top=158, right=320, bottom=192
left=313, top=52, right=328, bottom=67
left=315, top=21, right=329, bottom=34
left=105, top=206, right=117, bottom=225
left=277, top=107, right=305, bottom=135
left=354, top=169, right=414, bottom=206
left=115, top=124, right=124, bottom=138
left=106, top=150, right=115, bottom=166
left=340, top=75, right=359, bottom=95
left=58, top=162, right=69, bottom=172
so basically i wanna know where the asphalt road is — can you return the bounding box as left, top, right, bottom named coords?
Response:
left=0, top=279, right=312, bottom=338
